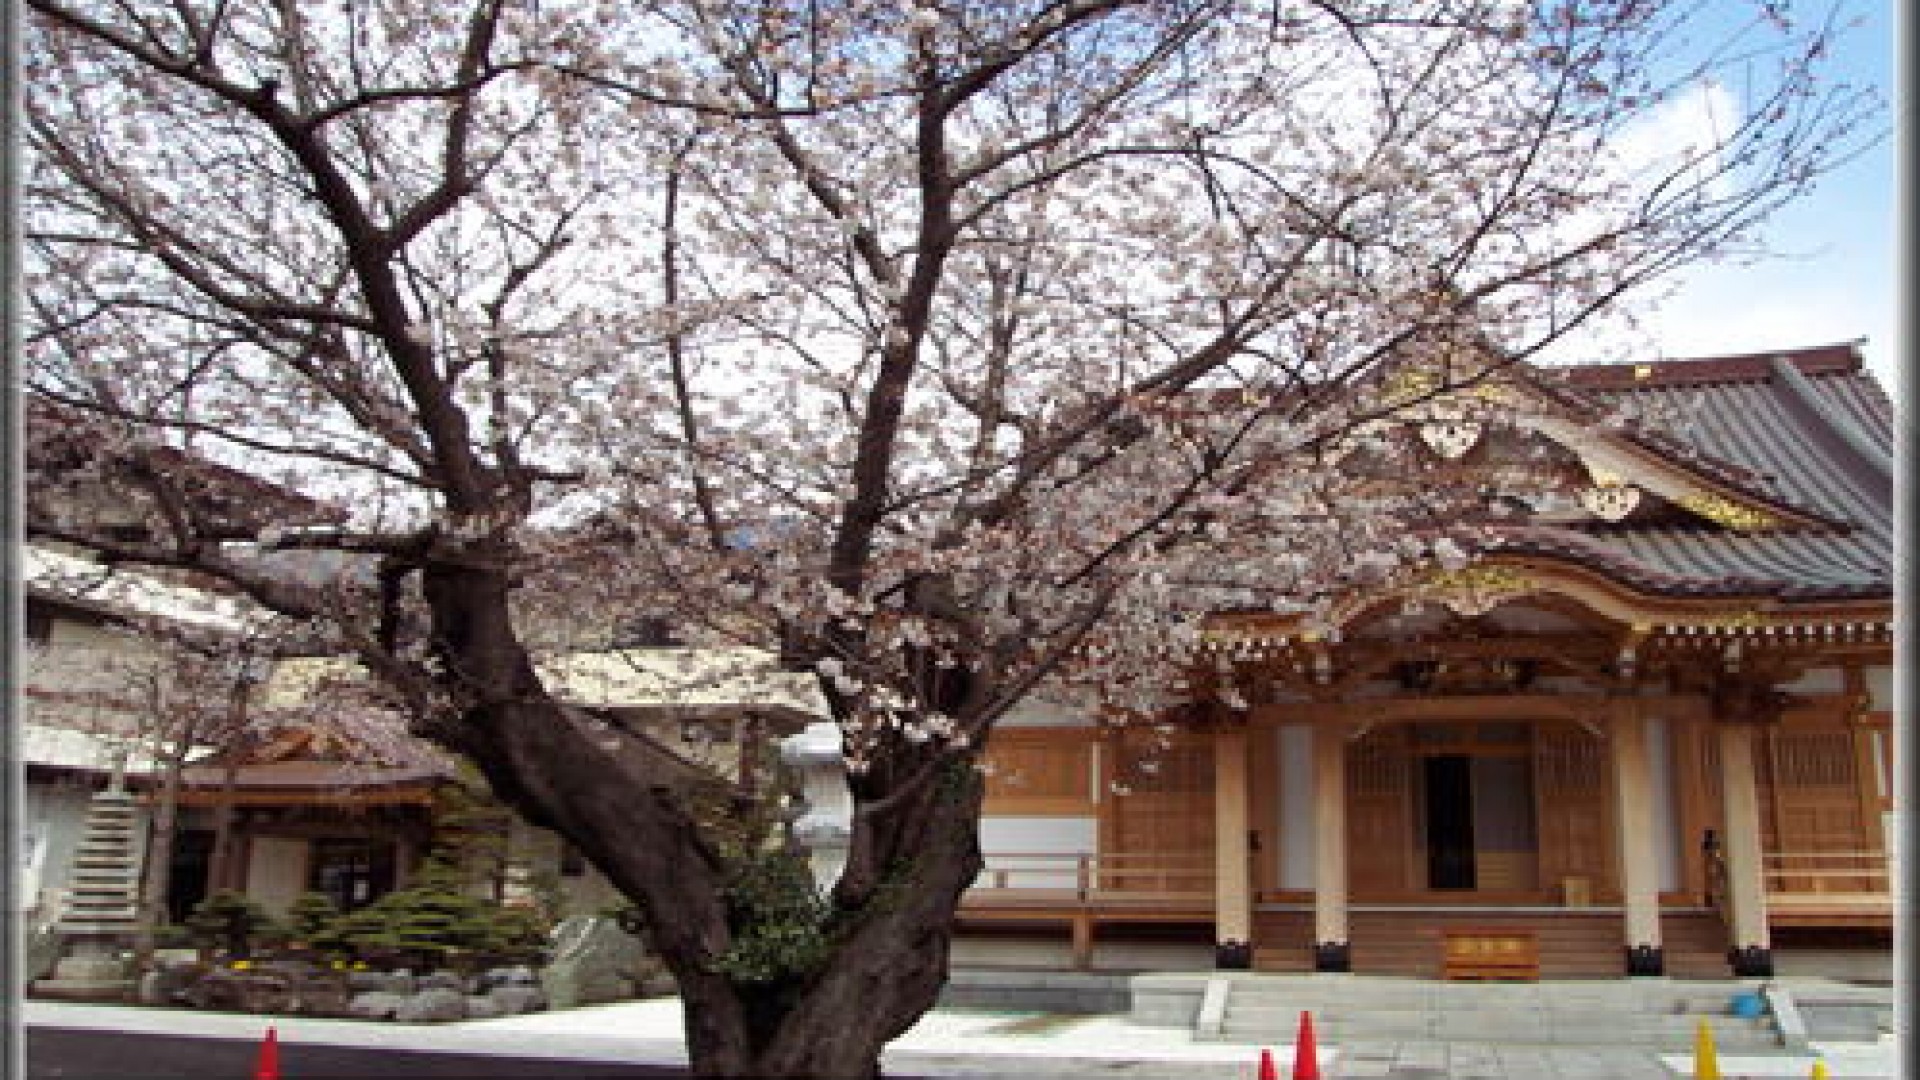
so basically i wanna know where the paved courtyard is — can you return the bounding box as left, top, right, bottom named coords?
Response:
left=21, top=989, right=1901, bottom=1079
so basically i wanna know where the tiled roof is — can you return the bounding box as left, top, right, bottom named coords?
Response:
left=1537, top=344, right=1894, bottom=604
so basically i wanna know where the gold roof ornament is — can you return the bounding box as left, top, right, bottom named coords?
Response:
left=1416, top=565, right=1536, bottom=617
left=1678, top=493, right=1777, bottom=532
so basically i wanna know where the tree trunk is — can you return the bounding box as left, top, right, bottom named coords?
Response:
left=673, top=773, right=985, bottom=1079
left=417, top=553, right=989, bottom=1079
left=132, top=746, right=189, bottom=971
left=206, top=762, right=242, bottom=893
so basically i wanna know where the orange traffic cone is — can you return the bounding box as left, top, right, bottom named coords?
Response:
left=254, top=1025, right=280, bottom=1080
left=1291, top=1010, right=1321, bottom=1080
left=1258, top=1046, right=1279, bottom=1080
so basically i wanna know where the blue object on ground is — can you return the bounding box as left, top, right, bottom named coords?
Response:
left=1731, top=992, right=1766, bottom=1019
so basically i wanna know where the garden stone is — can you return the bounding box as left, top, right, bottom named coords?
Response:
left=349, top=991, right=409, bottom=1020
left=480, top=966, right=539, bottom=991
left=138, top=961, right=207, bottom=1006
left=231, top=972, right=294, bottom=1014
left=182, top=969, right=292, bottom=1013
left=280, top=969, right=353, bottom=1017
left=349, top=971, right=415, bottom=995
left=395, top=987, right=468, bottom=1023
left=487, top=985, right=548, bottom=1015
left=417, top=970, right=464, bottom=993
left=540, top=916, right=647, bottom=1009
left=464, top=995, right=506, bottom=1020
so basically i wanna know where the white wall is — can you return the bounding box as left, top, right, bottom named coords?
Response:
left=997, top=696, right=1095, bottom=727
left=1865, top=666, right=1893, bottom=711
left=25, top=614, right=160, bottom=736
left=20, top=781, right=96, bottom=922
left=1780, top=667, right=1845, bottom=695
left=245, top=837, right=310, bottom=917
left=1277, top=725, right=1315, bottom=890
left=1645, top=716, right=1682, bottom=891
left=978, top=817, right=1098, bottom=889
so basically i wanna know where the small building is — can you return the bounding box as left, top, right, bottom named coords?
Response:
left=958, top=344, right=1894, bottom=979
left=158, top=647, right=831, bottom=924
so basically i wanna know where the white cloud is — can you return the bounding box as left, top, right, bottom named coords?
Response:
left=1606, top=79, right=1742, bottom=202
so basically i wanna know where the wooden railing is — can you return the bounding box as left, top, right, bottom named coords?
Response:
left=966, top=851, right=1215, bottom=904
left=1764, top=850, right=1891, bottom=909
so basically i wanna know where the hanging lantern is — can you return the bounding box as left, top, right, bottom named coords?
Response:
left=1419, top=419, right=1482, bottom=459
left=1579, top=483, right=1642, bottom=521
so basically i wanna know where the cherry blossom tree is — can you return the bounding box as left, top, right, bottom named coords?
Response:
left=23, top=1, right=1875, bottom=1074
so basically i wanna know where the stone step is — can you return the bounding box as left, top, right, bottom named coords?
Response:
left=1221, top=1003, right=1779, bottom=1035
left=1222, top=990, right=1756, bottom=1014
left=1210, top=977, right=1789, bottom=1050
left=1214, top=1008, right=1781, bottom=1049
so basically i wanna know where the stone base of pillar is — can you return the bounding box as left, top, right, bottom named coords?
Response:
left=1624, top=944, right=1665, bottom=976
left=1314, top=941, right=1351, bottom=973
left=1728, top=945, right=1774, bottom=978
left=1214, top=941, right=1252, bottom=970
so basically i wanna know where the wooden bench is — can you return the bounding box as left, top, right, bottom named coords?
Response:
left=1441, top=928, right=1540, bottom=981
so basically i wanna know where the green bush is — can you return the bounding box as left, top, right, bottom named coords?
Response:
left=283, top=892, right=341, bottom=944
left=316, top=858, right=550, bottom=972
left=185, top=890, right=279, bottom=959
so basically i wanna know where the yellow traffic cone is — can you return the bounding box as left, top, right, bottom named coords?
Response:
left=1809, top=1060, right=1829, bottom=1079
left=1693, top=1018, right=1721, bottom=1080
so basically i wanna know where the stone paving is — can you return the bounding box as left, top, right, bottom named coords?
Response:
left=22, top=983, right=1902, bottom=1080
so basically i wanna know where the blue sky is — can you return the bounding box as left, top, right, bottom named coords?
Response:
left=1568, top=0, right=1898, bottom=399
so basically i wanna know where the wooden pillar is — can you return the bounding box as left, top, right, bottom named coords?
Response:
left=1716, top=723, right=1774, bottom=975
left=1312, top=724, right=1350, bottom=972
left=1213, top=726, right=1252, bottom=968
left=1070, top=914, right=1094, bottom=971
left=1609, top=705, right=1664, bottom=974
left=393, top=830, right=418, bottom=891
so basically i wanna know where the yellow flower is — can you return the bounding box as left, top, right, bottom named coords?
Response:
left=231, top=960, right=252, bottom=971
left=351, top=961, right=369, bottom=970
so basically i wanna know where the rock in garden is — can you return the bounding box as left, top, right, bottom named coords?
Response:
left=540, top=916, right=649, bottom=1009
left=479, top=966, right=539, bottom=991
left=417, top=970, right=464, bottom=993
left=394, top=987, right=468, bottom=1023
left=348, top=991, right=409, bottom=1020
left=487, top=985, right=548, bottom=1015
left=463, top=995, right=506, bottom=1020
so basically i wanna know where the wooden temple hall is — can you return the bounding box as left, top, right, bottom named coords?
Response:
left=959, top=345, right=1896, bottom=979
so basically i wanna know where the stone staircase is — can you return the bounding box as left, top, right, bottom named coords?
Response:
left=1253, top=908, right=1732, bottom=977
left=1200, top=975, right=1785, bottom=1052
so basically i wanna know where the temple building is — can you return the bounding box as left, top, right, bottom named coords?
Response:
left=23, top=343, right=1896, bottom=985
left=958, top=343, right=1895, bottom=979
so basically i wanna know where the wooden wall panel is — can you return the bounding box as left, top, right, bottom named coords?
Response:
left=1101, top=729, right=1214, bottom=889
left=982, top=729, right=1095, bottom=816
left=1533, top=724, right=1616, bottom=898
left=1758, top=726, right=1874, bottom=893
left=1346, top=728, right=1412, bottom=897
